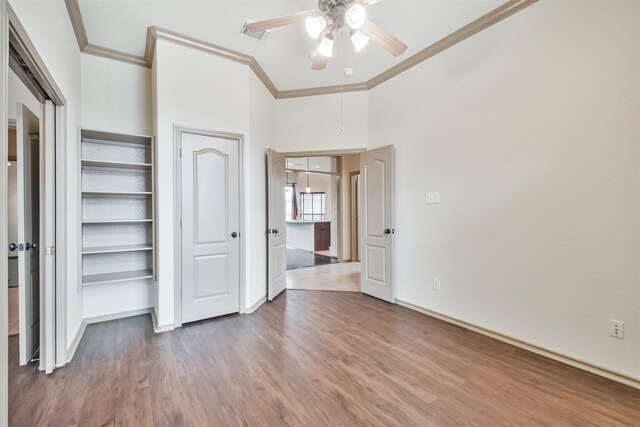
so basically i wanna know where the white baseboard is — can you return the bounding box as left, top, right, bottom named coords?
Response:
left=245, top=297, right=266, bottom=314
left=396, top=299, right=640, bottom=390
left=66, top=320, right=87, bottom=363
left=151, top=307, right=175, bottom=333
left=84, top=307, right=153, bottom=325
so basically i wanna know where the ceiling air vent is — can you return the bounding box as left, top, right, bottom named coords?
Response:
left=240, top=20, right=270, bottom=42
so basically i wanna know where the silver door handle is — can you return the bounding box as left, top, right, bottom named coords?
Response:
left=25, top=242, right=37, bottom=251
left=9, top=243, right=17, bottom=251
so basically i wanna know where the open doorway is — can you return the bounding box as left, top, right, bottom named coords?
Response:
left=283, top=154, right=362, bottom=293
left=267, top=146, right=394, bottom=303
left=7, top=68, right=44, bottom=368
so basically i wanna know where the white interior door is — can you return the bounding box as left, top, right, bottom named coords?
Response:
left=180, top=132, right=240, bottom=323
left=267, top=149, right=286, bottom=300
left=360, top=145, right=394, bottom=303
left=17, top=103, right=40, bottom=365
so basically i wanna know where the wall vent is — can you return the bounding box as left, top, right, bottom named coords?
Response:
left=240, top=19, right=270, bottom=42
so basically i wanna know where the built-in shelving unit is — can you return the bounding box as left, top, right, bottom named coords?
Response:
left=79, top=129, right=155, bottom=287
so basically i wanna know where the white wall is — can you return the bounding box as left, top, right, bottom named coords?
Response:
left=368, top=1, right=640, bottom=379
left=247, top=73, right=276, bottom=308
left=154, top=40, right=274, bottom=326
left=9, top=0, right=83, bottom=351
left=80, top=53, right=154, bottom=319
left=81, top=54, right=152, bottom=135
left=276, top=92, right=368, bottom=153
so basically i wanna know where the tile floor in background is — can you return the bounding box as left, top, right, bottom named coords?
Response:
left=286, top=261, right=360, bottom=292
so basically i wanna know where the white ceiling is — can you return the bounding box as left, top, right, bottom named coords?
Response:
left=78, top=0, right=503, bottom=91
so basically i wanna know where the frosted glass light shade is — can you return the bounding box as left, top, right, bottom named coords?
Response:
left=317, top=35, right=334, bottom=57
left=351, top=30, right=370, bottom=52
left=305, top=16, right=326, bottom=39
left=345, top=4, right=366, bottom=30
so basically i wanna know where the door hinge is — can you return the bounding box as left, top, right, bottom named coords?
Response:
left=179, top=147, right=182, bottom=158
left=180, top=218, right=182, bottom=229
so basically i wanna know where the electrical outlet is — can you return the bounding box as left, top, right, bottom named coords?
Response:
left=433, top=278, right=441, bottom=291
left=610, top=320, right=624, bottom=339
left=425, top=192, right=440, bottom=204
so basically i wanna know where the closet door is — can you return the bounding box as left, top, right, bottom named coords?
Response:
left=180, top=132, right=240, bottom=323
left=17, top=103, right=41, bottom=365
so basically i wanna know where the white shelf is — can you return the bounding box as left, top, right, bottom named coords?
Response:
left=82, top=244, right=153, bottom=255
left=82, top=190, right=152, bottom=198
left=82, top=269, right=153, bottom=286
left=80, top=128, right=156, bottom=288
left=81, top=159, right=151, bottom=171
left=82, top=219, right=152, bottom=224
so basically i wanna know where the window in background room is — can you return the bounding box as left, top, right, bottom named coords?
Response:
left=300, top=192, right=325, bottom=221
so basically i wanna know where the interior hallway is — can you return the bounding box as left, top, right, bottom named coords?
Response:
left=286, top=261, right=360, bottom=292
left=8, top=291, right=639, bottom=426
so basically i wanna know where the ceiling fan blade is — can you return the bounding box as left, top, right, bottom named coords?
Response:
left=247, top=10, right=317, bottom=33
left=360, top=19, right=408, bottom=56
left=311, top=53, right=329, bottom=71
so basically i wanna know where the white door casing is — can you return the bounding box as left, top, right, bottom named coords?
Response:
left=267, top=149, right=286, bottom=300
left=41, top=100, right=55, bottom=373
left=180, top=132, right=240, bottom=323
left=17, top=103, right=40, bottom=365
left=360, top=145, right=394, bottom=303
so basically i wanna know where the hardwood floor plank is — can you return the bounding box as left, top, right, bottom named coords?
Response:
left=8, top=291, right=640, bottom=426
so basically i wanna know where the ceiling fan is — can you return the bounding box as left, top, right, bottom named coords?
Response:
left=247, top=0, right=408, bottom=70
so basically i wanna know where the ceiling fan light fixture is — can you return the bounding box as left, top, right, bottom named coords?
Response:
left=305, top=15, right=326, bottom=39
left=350, top=30, right=370, bottom=52
left=317, top=35, right=334, bottom=57
left=345, top=4, right=366, bottom=30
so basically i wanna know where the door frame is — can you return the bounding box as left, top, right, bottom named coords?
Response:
left=1, top=2, right=9, bottom=424
left=279, top=149, right=364, bottom=268
left=172, top=126, right=246, bottom=328
left=5, top=6, right=69, bottom=368
left=349, top=170, right=360, bottom=262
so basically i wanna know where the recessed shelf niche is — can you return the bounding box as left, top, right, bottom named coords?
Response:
left=79, top=129, right=156, bottom=287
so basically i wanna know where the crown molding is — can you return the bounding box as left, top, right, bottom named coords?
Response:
left=64, top=0, right=87, bottom=50
left=367, top=0, right=539, bottom=90
left=151, top=26, right=279, bottom=98
left=83, top=43, right=148, bottom=67
left=277, top=82, right=369, bottom=100
left=64, top=0, right=538, bottom=99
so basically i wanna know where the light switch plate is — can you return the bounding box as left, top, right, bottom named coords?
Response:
left=425, top=192, right=440, bottom=204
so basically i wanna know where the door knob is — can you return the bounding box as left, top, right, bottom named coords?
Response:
left=231, top=232, right=238, bottom=238
left=384, top=229, right=391, bottom=234
left=25, top=242, right=37, bottom=251
left=273, top=229, right=278, bottom=235
left=8, top=243, right=17, bottom=251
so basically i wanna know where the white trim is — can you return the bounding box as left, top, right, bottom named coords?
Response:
left=396, top=300, right=640, bottom=390
left=65, top=319, right=86, bottom=363
left=84, top=307, right=154, bottom=325
left=55, top=106, right=67, bottom=368
left=1, top=0, right=9, bottom=423
left=173, top=126, right=247, bottom=327
left=245, top=297, right=266, bottom=314
left=151, top=307, right=175, bottom=333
